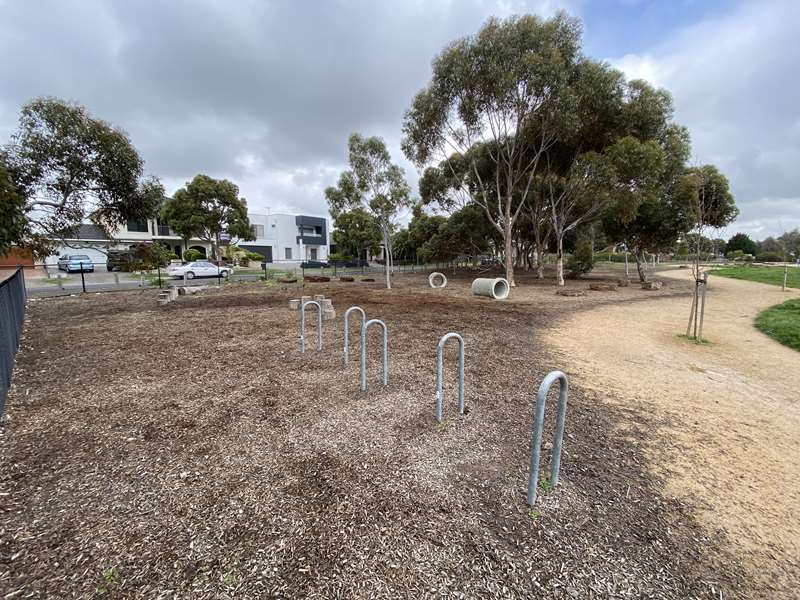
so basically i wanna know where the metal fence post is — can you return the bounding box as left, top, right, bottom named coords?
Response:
left=157, top=264, right=162, bottom=288
left=80, top=268, right=86, bottom=293
left=360, top=319, right=388, bottom=391
left=343, top=306, right=366, bottom=364
left=435, top=332, right=465, bottom=423
left=527, top=371, right=569, bottom=506
left=299, top=300, right=323, bottom=353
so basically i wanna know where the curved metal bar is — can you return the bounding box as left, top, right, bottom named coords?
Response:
left=435, top=332, right=465, bottom=423
left=299, top=300, right=323, bottom=353
left=343, top=306, right=366, bottom=364
left=360, top=319, right=388, bottom=391
left=527, top=370, right=569, bottom=506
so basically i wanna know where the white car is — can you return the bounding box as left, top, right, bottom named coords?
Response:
left=167, top=261, right=233, bottom=280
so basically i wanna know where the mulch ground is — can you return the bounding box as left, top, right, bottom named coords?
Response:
left=0, top=270, right=748, bottom=598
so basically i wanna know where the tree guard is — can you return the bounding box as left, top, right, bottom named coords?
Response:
left=527, top=371, right=569, bottom=506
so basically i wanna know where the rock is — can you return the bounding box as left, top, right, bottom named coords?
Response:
left=288, top=299, right=300, bottom=310
left=589, top=283, right=617, bottom=292
left=557, top=289, right=587, bottom=297
left=642, top=280, right=663, bottom=290
left=616, top=278, right=630, bottom=287
left=305, top=275, right=331, bottom=283
left=277, top=278, right=297, bottom=283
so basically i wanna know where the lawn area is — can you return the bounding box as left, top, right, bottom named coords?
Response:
left=712, top=264, right=800, bottom=288
left=755, top=299, right=800, bottom=351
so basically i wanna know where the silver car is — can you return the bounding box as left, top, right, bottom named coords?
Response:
left=57, top=254, right=95, bottom=273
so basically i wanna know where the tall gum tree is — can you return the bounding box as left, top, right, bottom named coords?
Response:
left=402, top=13, right=582, bottom=287
left=325, top=134, right=411, bottom=289
left=2, top=97, right=164, bottom=258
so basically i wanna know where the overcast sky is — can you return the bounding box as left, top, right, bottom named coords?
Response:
left=1, top=0, right=797, bottom=239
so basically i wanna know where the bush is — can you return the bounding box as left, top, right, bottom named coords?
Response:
left=567, top=237, right=594, bottom=277
left=329, top=252, right=351, bottom=262
left=183, top=249, right=204, bottom=262
left=755, top=252, right=784, bottom=263
left=244, top=250, right=263, bottom=261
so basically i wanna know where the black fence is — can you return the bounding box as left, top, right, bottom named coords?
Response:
left=0, top=269, right=27, bottom=414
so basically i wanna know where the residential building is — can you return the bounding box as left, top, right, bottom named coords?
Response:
left=43, top=212, right=329, bottom=266
left=240, top=213, right=328, bottom=263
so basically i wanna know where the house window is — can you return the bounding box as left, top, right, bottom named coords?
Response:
left=127, top=219, right=148, bottom=233
left=284, top=248, right=292, bottom=260
left=251, top=224, right=265, bottom=238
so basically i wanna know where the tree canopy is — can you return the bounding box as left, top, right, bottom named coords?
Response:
left=331, top=207, right=382, bottom=259
left=726, top=232, right=759, bottom=256
left=161, top=174, right=254, bottom=260
left=2, top=97, right=164, bottom=257
left=325, top=133, right=411, bottom=288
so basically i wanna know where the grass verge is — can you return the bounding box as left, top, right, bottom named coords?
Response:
left=754, top=299, right=800, bottom=351
left=712, top=265, right=799, bottom=289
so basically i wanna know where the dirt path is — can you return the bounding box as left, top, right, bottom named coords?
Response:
left=546, top=268, right=800, bottom=597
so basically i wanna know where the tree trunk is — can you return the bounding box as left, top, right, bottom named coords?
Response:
left=504, top=221, right=515, bottom=286
left=634, top=248, right=648, bottom=282
left=383, top=231, right=391, bottom=290
left=556, top=236, right=564, bottom=286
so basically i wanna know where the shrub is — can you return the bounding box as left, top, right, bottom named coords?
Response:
left=567, top=238, right=594, bottom=277
left=756, top=252, right=783, bottom=263
left=329, top=252, right=351, bottom=262
left=244, top=251, right=263, bottom=261
left=183, top=249, right=204, bottom=262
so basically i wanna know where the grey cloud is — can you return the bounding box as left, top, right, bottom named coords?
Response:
left=612, top=0, right=800, bottom=239
left=0, top=0, right=574, bottom=218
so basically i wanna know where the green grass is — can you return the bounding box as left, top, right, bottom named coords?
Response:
left=712, top=265, right=800, bottom=289
left=755, top=299, right=800, bottom=352
left=677, top=333, right=713, bottom=345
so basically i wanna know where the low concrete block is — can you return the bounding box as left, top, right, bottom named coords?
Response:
left=288, top=299, right=300, bottom=310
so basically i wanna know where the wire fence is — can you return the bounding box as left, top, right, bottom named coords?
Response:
left=0, top=269, right=27, bottom=414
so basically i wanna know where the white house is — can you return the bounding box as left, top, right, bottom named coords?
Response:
left=45, top=212, right=329, bottom=267
left=240, top=213, right=329, bottom=264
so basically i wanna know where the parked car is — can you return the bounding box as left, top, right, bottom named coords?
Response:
left=300, top=260, right=331, bottom=269
left=167, top=261, right=233, bottom=279
left=58, top=254, right=94, bottom=273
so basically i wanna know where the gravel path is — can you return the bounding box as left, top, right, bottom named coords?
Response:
left=546, top=267, right=800, bottom=598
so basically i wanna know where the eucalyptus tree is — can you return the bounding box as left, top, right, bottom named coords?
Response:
left=325, top=134, right=411, bottom=289
left=402, top=13, right=582, bottom=287
left=331, top=207, right=382, bottom=260
left=161, top=174, right=254, bottom=260
left=2, top=97, right=164, bottom=257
